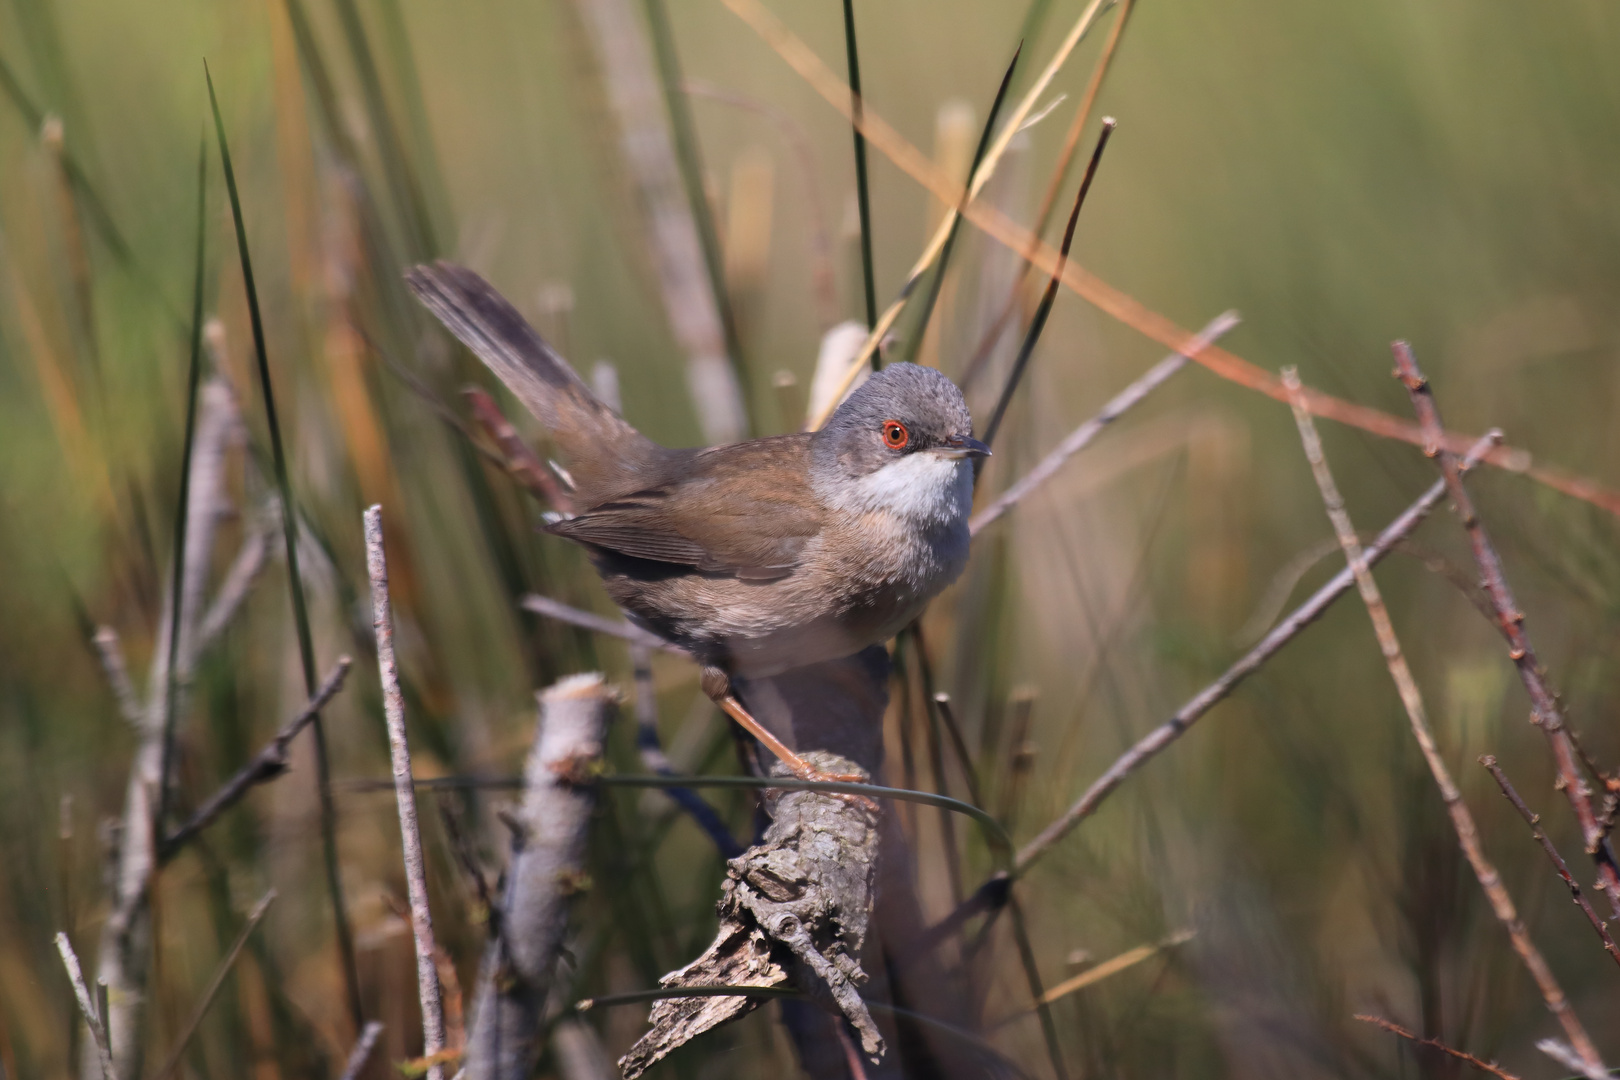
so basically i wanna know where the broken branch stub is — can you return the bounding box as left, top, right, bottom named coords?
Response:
left=465, top=673, right=614, bottom=1080
left=620, top=751, right=884, bottom=1078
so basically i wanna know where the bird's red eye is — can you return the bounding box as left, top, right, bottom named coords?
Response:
left=881, top=420, right=909, bottom=450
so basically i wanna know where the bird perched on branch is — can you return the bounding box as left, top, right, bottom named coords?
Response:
left=407, top=262, right=987, bottom=784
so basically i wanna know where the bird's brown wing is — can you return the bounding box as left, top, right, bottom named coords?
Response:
left=546, top=435, right=822, bottom=580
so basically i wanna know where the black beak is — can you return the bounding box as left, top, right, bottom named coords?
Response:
left=938, top=433, right=991, bottom=459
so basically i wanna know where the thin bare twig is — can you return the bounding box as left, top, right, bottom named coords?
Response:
left=464, top=387, right=576, bottom=516
left=520, top=594, right=685, bottom=654
left=971, top=311, right=1240, bottom=535
left=1480, top=756, right=1620, bottom=969
left=1283, top=367, right=1605, bottom=1080
left=159, top=658, right=353, bottom=860
left=1392, top=341, right=1620, bottom=918
left=1008, top=431, right=1500, bottom=878
left=1539, top=1040, right=1607, bottom=1079
left=1354, top=1015, right=1522, bottom=1080
left=91, top=628, right=143, bottom=729
left=338, top=1021, right=386, bottom=1080
left=151, top=889, right=276, bottom=1080
left=56, top=933, right=116, bottom=1080
left=365, top=506, right=446, bottom=1079
left=195, top=513, right=270, bottom=652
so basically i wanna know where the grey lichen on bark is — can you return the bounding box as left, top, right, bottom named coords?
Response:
left=620, top=750, right=884, bottom=1078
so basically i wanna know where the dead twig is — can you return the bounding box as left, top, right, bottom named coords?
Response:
left=1354, top=1015, right=1521, bottom=1080
left=365, top=506, right=446, bottom=1079
left=464, top=387, right=576, bottom=516
left=1393, top=341, right=1620, bottom=917
left=1284, top=368, right=1606, bottom=1080
left=520, top=594, right=685, bottom=655
left=970, top=311, right=1240, bottom=535
left=55, top=932, right=116, bottom=1080
left=151, top=889, right=276, bottom=1080
left=91, top=628, right=143, bottom=729
left=1480, top=756, right=1620, bottom=969
left=194, top=511, right=270, bottom=652
left=466, top=673, right=614, bottom=1079
left=338, top=1021, right=385, bottom=1080
left=159, top=658, right=353, bottom=861
left=1007, top=432, right=1498, bottom=878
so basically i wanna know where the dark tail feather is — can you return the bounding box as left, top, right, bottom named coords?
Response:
left=405, top=261, right=655, bottom=491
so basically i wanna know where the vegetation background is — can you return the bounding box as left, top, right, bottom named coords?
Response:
left=1, top=0, right=1619, bottom=1076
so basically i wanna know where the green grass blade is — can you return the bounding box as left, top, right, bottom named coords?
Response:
left=642, top=0, right=755, bottom=425
left=156, top=135, right=209, bottom=829
left=901, top=42, right=1021, bottom=367
left=205, top=62, right=365, bottom=1031
left=841, top=0, right=878, bottom=349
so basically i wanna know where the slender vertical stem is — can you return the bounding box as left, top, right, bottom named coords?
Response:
left=1282, top=367, right=1606, bottom=1080
left=206, top=65, right=363, bottom=1030
left=840, top=0, right=877, bottom=343
left=156, top=136, right=208, bottom=829
left=364, top=506, right=446, bottom=1078
left=56, top=933, right=116, bottom=1080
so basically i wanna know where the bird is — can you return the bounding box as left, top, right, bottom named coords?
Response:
left=406, top=262, right=987, bottom=784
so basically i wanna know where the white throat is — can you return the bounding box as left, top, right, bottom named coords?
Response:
left=824, top=452, right=973, bottom=528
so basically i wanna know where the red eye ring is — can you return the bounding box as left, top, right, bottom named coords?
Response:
left=881, top=420, right=909, bottom=450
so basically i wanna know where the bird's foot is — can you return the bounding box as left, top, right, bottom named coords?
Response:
left=788, top=759, right=878, bottom=812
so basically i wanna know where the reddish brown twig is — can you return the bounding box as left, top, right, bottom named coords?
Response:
left=463, top=386, right=576, bottom=516
left=1480, top=755, right=1620, bottom=970
left=1285, top=368, right=1606, bottom=1079
left=1392, top=341, right=1620, bottom=918
left=1354, top=1015, right=1522, bottom=1080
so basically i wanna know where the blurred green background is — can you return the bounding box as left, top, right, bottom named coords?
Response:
left=3, top=0, right=1620, bottom=1075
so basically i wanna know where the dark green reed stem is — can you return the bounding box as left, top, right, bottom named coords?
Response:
left=156, top=137, right=208, bottom=830
left=841, top=0, right=878, bottom=349
left=982, top=119, right=1114, bottom=449
left=206, top=64, right=364, bottom=1031
left=1008, top=892, right=1069, bottom=1080
left=900, top=42, right=1020, bottom=367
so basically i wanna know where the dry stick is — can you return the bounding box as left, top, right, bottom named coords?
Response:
left=1010, top=432, right=1497, bottom=880
left=971, top=311, right=1240, bottom=535
left=520, top=594, right=685, bottom=655
left=466, top=674, right=613, bottom=1079
left=1539, top=1040, right=1609, bottom=1078
left=150, top=889, right=276, bottom=1080
left=365, top=506, right=446, bottom=1080
left=1282, top=368, right=1607, bottom=1080
left=464, top=387, right=576, bottom=516
left=160, top=658, right=353, bottom=860
left=799, top=0, right=1113, bottom=426
left=1354, top=1015, right=1522, bottom=1080
left=721, top=0, right=1620, bottom=517
left=194, top=518, right=269, bottom=652
left=338, top=1021, right=386, bottom=1080
left=1391, top=342, right=1620, bottom=918
left=56, top=933, right=116, bottom=1080
left=92, top=628, right=143, bottom=728
left=1481, top=756, right=1620, bottom=970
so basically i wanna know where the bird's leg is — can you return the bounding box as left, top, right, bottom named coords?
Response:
left=700, top=667, right=874, bottom=804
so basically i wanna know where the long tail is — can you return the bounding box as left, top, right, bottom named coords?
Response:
left=405, top=261, right=656, bottom=493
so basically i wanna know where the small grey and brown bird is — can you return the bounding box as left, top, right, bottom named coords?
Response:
left=407, top=262, right=987, bottom=783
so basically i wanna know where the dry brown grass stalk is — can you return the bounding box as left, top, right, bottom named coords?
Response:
left=1283, top=367, right=1606, bottom=1080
